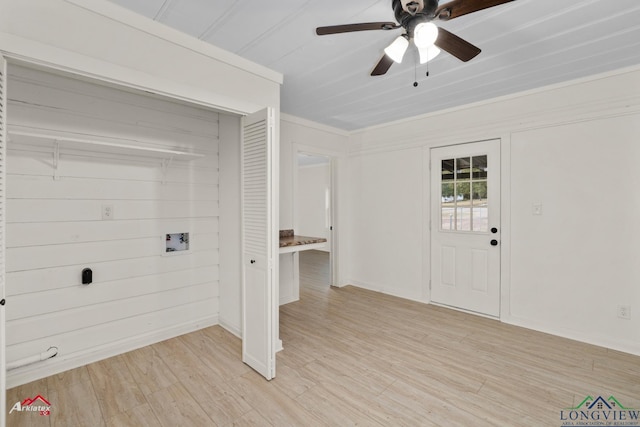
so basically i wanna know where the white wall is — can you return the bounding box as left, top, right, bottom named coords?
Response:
left=5, top=65, right=221, bottom=386
left=348, top=66, right=640, bottom=355
left=348, top=148, right=425, bottom=301
left=218, top=114, right=242, bottom=336
left=297, top=163, right=331, bottom=251
left=509, top=114, right=640, bottom=353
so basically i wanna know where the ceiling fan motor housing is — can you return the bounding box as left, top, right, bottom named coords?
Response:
left=393, top=0, right=439, bottom=26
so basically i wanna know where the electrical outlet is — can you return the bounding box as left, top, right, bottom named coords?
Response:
left=532, top=203, right=543, bottom=216
left=102, top=204, right=114, bottom=220
left=618, top=305, right=631, bottom=320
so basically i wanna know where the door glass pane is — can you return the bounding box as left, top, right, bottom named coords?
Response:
left=472, top=155, right=487, bottom=179
left=455, top=182, right=471, bottom=231
left=441, top=159, right=455, bottom=181
left=472, top=181, right=488, bottom=232
left=441, top=182, right=455, bottom=230
left=456, top=157, right=471, bottom=180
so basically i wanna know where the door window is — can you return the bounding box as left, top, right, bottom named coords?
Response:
left=441, top=155, right=488, bottom=232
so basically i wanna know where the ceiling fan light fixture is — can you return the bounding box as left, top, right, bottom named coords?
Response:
left=418, top=45, right=441, bottom=64
left=384, top=36, right=409, bottom=63
left=413, top=22, right=438, bottom=49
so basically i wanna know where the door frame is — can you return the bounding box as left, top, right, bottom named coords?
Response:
left=425, top=138, right=509, bottom=319
left=292, top=143, right=341, bottom=287
left=0, top=53, right=7, bottom=427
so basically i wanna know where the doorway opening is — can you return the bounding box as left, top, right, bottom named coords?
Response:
left=295, top=152, right=335, bottom=288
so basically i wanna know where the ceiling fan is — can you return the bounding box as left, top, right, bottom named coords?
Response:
left=316, top=0, right=516, bottom=76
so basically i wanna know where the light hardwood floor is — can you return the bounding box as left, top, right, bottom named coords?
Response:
left=6, top=250, right=640, bottom=426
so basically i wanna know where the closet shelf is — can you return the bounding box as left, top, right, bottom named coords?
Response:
left=8, top=126, right=205, bottom=161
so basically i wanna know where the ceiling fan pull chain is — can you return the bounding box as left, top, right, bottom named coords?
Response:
left=413, top=48, right=419, bottom=87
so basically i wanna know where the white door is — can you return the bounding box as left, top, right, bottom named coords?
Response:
left=0, top=54, right=7, bottom=427
left=431, top=140, right=501, bottom=317
left=241, top=108, right=278, bottom=380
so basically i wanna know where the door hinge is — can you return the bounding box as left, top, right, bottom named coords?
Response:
left=330, top=226, right=333, bottom=231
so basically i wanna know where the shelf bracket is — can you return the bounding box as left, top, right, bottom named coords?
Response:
left=53, top=140, right=60, bottom=181
left=161, top=157, right=173, bottom=184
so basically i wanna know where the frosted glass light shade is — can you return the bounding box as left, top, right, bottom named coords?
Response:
left=384, top=36, right=409, bottom=63
left=419, top=46, right=441, bottom=64
left=414, top=22, right=439, bottom=49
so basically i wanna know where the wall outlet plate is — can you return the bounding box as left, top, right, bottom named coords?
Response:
left=618, top=305, right=631, bottom=320
left=102, top=204, right=114, bottom=220
left=532, top=203, right=543, bottom=216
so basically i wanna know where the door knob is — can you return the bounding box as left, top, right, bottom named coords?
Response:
left=491, top=227, right=498, bottom=234
left=490, top=239, right=499, bottom=246
left=250, top=259, right=256, bottom=264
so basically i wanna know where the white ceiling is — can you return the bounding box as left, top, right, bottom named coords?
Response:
left=106, top=0, right=640, bottom=131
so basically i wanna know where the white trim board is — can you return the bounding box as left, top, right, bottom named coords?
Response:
left=0, top=33, right=265, bottom=117
left=348, top=67, right=640, bottom=155
left=352, top=63, right=640, bottom=136
left=64, top=0, right=282, bottom=85
left=281, top=113, right=350, bottom=137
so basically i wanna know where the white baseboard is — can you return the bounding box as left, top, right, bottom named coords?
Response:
left=218, top=317, right=242, bottom=339
left=330, top=279, right=350, bottom=288
left=6, top=315, right=218, bottom=389
left=279, top=295, right=299, bottom=306
left=349, top=280, right=427, bottom=304
left=429, top=301, right=498, bottom=320
left=503, top=314, right=640, bottom=357
left=350, top=278, right=640, bottom=357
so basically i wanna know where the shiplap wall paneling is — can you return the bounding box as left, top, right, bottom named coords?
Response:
left=5, top=65, right=221, bottom=386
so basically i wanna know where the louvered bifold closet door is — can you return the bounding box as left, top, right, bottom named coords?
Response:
left=243, top=120, right=268, bottom=256
left=241, top=108, right=276, bottom=380
left=0, top=54, right=8, bottom=427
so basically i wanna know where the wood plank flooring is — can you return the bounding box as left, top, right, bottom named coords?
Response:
left=6, top=249, right=640, bottom=426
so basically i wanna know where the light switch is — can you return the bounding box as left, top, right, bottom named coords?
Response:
left=532, top=203, right=542, bottom=216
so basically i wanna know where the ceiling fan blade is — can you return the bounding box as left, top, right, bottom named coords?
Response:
left=371, top=54, right=394, bottom=76
left=316, top=22, right=400, bottom=35
left=436, top=0, right=515, bottom=20
left=434, top=27, right=481, bottom=62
